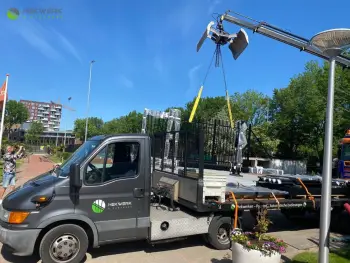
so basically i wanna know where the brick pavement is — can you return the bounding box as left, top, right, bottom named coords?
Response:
left=15, top=155, right=55, bottom=185
left=2, top=155, right=55, bottom=198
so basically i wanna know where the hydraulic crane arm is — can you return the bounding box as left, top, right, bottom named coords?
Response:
left=220, top=11, right=350, bottom=68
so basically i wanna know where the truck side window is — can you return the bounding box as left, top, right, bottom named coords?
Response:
left=85, top=146, right=107, bottom=185
left=84, top=142, right=140, bottom=185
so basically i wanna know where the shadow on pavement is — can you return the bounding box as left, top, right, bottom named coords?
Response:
left=281, top=255, right=293, bottom=262
left=211, top=258, right=232, bottom=263
left=1, top=246, right=40, bottom=263
left=2, top=210, right=347, bottom=263
left=88, top=235, right=207, bottom=259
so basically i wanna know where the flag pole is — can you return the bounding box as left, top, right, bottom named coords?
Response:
left=0, top=74, right=9, bottom=156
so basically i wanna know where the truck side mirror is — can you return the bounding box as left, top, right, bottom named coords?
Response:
left=69, top=163, right=82, bottom=188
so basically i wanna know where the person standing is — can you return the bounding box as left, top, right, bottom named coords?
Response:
left=0, top=145, right=23, bottom=202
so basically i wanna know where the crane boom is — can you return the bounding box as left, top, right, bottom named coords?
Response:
left=220, top=11, right=350, bottom=68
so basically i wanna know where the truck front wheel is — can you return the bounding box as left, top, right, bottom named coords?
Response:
left=39, top=224, right=89, bottom=263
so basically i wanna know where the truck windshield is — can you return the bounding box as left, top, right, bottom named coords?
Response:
left=56, top=140, right=101, bottom=177
left=341, top=143, right=350, bottom=161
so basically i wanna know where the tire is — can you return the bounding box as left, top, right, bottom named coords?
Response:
left=39, top=224, right=89, bottom=263
left=206, top=216, right=232, bottom=250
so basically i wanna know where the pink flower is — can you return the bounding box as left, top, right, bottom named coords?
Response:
left=246, top=241, right=251, bottom=246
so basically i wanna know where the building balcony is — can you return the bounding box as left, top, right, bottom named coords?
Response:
left=50, top=109, right=56, bottom=112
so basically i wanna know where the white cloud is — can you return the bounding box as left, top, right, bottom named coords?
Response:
left=167, top=2, right=199, bottom=37
left=51, top=29, right=82, bottom=63
left=8, top=19, right=81, bottom=62
left=15, top=20, right=62, bottom=61
left=186, top=64, right=202, bottom=98
left=207, top=0, right=222, bottom=15
left=118, top=74, right=134, bottom=89
left=166, top=0, right=222, bottom=38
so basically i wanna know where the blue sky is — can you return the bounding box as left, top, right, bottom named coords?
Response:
left=0, top=0, right=349, bottom=130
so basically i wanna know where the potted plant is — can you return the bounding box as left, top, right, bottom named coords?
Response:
left=231, top=208, right=287, bottom=263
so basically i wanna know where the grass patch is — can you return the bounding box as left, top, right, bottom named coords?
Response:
left=292, top=248, right=350, bottom=263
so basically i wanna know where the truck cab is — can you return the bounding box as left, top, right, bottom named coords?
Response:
left=0, top=134, right=152, bottom=263
left=338, top=130, right=350, bottom=179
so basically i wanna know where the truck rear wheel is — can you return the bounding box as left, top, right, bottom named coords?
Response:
left=206, top=216, right=232, bottom=250
left=39, top=224, right=89, bottom=263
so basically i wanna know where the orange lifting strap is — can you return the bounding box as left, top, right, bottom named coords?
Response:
left=270, top=192, right=280, bottom=209
left=229, top=191, right=239, bottom=229
left=297, top=178, right=315, bottom=209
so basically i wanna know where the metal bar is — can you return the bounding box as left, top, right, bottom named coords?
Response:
left=161, top=133, right=165, bottom=171
left=221, top=14, right=350, bottom=68
left=198, top=127, right=205, bottom=179
left=319, top=58, right=336, bottom=263
left=152, top=135, right=156, bottom=172
left=85, top=61, right=95, bottom=142
left=171, top=132, right=175, bottom=173
left=211, top=119, right=217, bottom=159
left=246, top=124, right=252, bottom=164
left=0, top=74, right=9, bottom=156
left=184, top=131, right=188, bottom=177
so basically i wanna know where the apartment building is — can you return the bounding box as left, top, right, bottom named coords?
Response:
left=20, top=100, right=62, bottom=131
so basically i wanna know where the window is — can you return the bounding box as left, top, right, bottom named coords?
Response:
left=341, top=144, right=350, bottom=161
left=84, top=142, right=140, bottom=185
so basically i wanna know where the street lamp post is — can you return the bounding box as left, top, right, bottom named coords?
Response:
left=85, top=60, right=95, bottom=142
left=310, top=29, right=350, bottom=263
left=64, top=97, right=72, bottom=147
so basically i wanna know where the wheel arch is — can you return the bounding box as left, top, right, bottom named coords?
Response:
left=35, top=214, right=99, bottom=253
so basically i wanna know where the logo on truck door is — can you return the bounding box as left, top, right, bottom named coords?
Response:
left=92, top=199, right=106, bottom=213
left=92, top=199, right=132, bottom=213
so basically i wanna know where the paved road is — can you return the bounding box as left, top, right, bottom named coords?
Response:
left=0, top=211, right=324, bottom=263
left=0, top=156, right=348, bottom=263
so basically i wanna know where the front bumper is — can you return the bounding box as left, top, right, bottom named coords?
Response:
left=0, top=225, right=40, bottom=256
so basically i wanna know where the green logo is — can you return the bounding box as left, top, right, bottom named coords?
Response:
left=92, top=199, right=105, bottom=213
left=7, top=8, right=19, bottom=20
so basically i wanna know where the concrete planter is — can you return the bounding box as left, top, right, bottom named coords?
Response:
left=232, top=242, right=281, bottom=263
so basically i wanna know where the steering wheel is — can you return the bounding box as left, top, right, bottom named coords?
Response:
left=86, top=163, right=103, bottom=184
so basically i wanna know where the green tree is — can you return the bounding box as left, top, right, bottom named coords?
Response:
left=4, top=100, right=29, bottom=138
left=185, top=96, right=227, bottom=122
left=74, top=117, right=104, bottom=141
left=25, top=121, right=44, bottom=144
left=269, top=60, right=350, bottom=160
left=104, top=111, right=143, bottom=134
left=231, top=90, right=270, bottom=125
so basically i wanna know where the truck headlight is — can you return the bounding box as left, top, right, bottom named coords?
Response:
left=0, top=206, right=29, bottom=224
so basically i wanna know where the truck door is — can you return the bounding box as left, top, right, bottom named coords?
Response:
left=75, top=137, right=150, bottom=243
